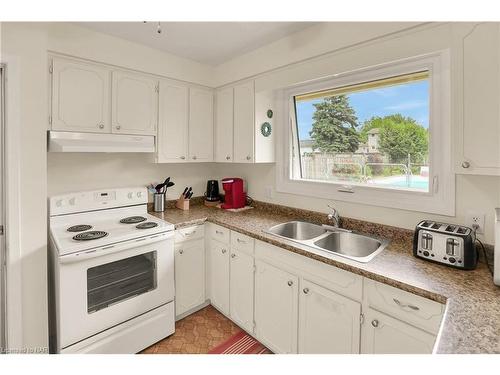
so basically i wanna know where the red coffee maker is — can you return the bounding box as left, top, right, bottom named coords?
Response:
left=221, top=178, right=246, bottom=209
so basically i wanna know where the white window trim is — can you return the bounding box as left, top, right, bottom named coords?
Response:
left=276, top=50, right=455, bottom=216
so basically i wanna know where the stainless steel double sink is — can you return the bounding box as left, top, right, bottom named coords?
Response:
left=264, top=221, right=389, bottom=263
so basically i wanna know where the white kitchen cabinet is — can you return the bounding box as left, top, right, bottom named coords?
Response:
left=111, top=70, right=158, bottom=135
left=209, top=240, right=230, bottom=315
left=454, top=23, right=500, bottom=175
left=361, top=308, right=435, bottom=354
left=254, top=259, right=298, bottom=354
left=215, top=87, right=234, bottom=162
left=157, top=81, right=189, bottom=163
left=188, top=87, right=214, bottom=162
left=174, top=238, right=205, bottom=317
left=51, top=58, right=111, bottom=133
left=233, top=81, right=255, bottom=163
left=229, top=246, right=254, bottom=333
left=298, top=279, right=361, bottom=354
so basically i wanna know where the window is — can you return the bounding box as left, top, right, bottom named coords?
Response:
left=277, top=52, right=454, bottom=215
left=293, top=71, right=430, bottom=192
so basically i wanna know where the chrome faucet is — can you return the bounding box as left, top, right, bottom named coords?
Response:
left=327, top=204, right=340, bottom=227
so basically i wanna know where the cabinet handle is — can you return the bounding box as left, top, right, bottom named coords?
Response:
left=371, top=319, right=379, bottom=328
left=303, top=288, right=310, bottom=294
left=226, top=155, right=231, bottom=160
left=116, top=125, right=121, bottom=130
left=215, top=230, right=223, bottom=235
left=221, top=249, right=227, bottom=254
left=461, top=161, right=470, bottom=169
left=192, top=156, right=197, bottom=160
left=180, top=156, right=186, bottom=160
left=98, top=124, right=104, bottom=129
left=179, top=249, right=184, bottom=254
left=236, top=238, right=246, bottom=244
left=231, top=253, right=236, bottom=258
left=246, top=156, right=251, bottom=160
left=393, top=298, right=420, bottom=311
left=287, top=280, right=293, bottom=286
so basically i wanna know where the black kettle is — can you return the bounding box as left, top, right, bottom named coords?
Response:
left=205, top=180, right=220, bottom=202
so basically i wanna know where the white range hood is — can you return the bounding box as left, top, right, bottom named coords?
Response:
left=48, top=131, right=155, bottom=153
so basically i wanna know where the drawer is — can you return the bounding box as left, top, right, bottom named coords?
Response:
left=364, top=279, right=445, bottom=334
left=231, top=231, right=255, bottom=255
left=208, top=223, right=230, bottom=244
left=175, top=224, right=205, bottom=243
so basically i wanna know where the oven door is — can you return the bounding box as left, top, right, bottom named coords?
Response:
left=57, top=232, right=174, bottom=349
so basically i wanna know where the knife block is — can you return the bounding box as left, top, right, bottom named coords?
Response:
left=175, top=195, right=190, bottom=211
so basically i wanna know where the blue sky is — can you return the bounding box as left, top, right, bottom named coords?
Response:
left=295, top=80, right=429, bottom=140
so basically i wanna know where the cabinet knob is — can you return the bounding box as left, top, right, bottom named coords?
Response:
left=287, top=280, right=293, bottom=286
left=98, top=124, right=104, bottom=129
left=222, top=249, right=227, bottom=254
left=179, top=249, right=184, bottom=254
left=461, top=161, right=470, bottom=169
left=180, top=156, right=186, bottom=160
left=231, top=253, right=236, bottom=258
left=246, top=156, right=251, bottom=160
left=116, top=125, right=121, bottom=130
left=303, top=288, right=309, bottom=294
left=226, top=155, right=231, bottom=160
left=371, top=319, right=379, bottom=328
left=192, top=156, right=197, bottom=160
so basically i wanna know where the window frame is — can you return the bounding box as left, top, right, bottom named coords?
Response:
left=276, top=51, right=454, bottom=216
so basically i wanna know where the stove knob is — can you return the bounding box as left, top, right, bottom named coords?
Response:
left=127, top=192, right=133, bottom=199
left=69, top=197, right=76, bottom=206
left=55, top=199, right=63, bottom=207
left=137, top=192, right=143, bottom=198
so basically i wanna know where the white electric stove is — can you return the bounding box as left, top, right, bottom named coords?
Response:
left=48, top=187, right=175, bottom=354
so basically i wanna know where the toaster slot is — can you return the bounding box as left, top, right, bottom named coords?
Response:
left=431, top=223, right=441, bottom=230
left=445, top=225, right=457, bottom=233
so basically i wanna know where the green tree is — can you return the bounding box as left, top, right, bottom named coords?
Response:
left=360, top=114, right=428, bottom=163
left=309, top=95, right=359, bottom=153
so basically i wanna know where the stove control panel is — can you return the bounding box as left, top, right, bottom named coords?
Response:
left=50, top=187, right=148, bottom=216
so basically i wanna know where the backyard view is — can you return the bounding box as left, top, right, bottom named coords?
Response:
left=294, top=72, right=430, bottom=191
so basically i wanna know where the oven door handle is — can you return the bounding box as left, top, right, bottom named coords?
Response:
left=59, top=231, right=174, bottom=264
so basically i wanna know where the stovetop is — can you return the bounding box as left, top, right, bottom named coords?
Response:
left=49, top=206, right=174, bottom=256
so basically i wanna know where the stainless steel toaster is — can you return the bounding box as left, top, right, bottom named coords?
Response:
left=413, top=220, right=477, bottom=270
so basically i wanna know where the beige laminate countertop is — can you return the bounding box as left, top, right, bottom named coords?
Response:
left=150, top=204, right=500, bottom=354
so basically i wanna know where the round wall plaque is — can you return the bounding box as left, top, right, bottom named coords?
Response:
left=261, top=122, right=272, bottom=137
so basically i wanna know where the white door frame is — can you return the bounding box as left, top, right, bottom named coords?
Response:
left=0, top=62, right=7, bottom=351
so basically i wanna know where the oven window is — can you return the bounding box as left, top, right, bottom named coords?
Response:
left=87, top=251, right=157, bottom=313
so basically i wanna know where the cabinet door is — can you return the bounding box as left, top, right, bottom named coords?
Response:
left=157, top=81, right=189, bottom=163
left=51, top=58, right=110, bottom=133
left=455, top=23, right=500, bottom=175
left=174, top=239, right=205, bottom=317
left=112, top=70, right=158, bottom=135
left=209, top=240, right=230, bottom=315
left=254, top=259, right=298, bottom=354
left=233, top=81, right=255, bottom=163
left=298, top=279, right=361, bottom=354
left=229, top=248, right=254, bottom=333
left=215, top=87, right=234, bottom=162
left=188, top=88, right=214, bottom=162
left=361, top=308, right=436, bottom=354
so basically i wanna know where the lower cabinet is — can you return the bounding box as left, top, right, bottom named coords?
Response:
left=254, top=259, right=298, bottom=354
left=298, top=279, right=361, bottom=354
left=174, top=239, right=205, bottom=317
left=361, top=308, right=436, bottom=354
left=229, top=247, right=254, bottom=333
left=209, top=240, right=230, bottom=315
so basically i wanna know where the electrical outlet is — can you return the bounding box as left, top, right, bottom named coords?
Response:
left=466, top=211, right=485, bottom=234
left=265, top=185, right=274, bottom=199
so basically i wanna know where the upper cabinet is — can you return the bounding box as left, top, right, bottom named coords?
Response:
left=157, top=81, right=189, bottom=163
left=51, top=58, right=111, bottom=133
left=111, top=71, right=158, bottom=135
left=214, top=80, right=275, bottom=164
left=50, top=56, right=158, bottom=138
left=454, top=23, right=500, bottom=175
left=188, top=87, right=214, bottom=162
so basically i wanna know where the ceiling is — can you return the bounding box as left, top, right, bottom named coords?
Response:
left=78, top=22, right=317, bottom=66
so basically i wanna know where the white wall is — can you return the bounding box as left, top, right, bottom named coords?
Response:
left=214, top=23, right=500, bottom=244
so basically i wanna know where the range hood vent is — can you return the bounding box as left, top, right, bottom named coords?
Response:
left=48, top=131, right=155, bottom=153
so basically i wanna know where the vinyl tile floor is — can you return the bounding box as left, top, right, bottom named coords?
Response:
left=141, top=305, right=242, bottom=354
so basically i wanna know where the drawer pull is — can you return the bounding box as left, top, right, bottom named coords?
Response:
left=393, top=298, right=420, bottom=311
left=179, top=249, right=184, bottom=254
left=371, top=319, right=379, bottom=328
left=231, top=253, right=236, bottom=258
left=183, top=231, right=195, bottom=237
left=221, top=249, right=227, bottom=254
left=236, top=238, right=247, bottom=244
left=303, top=288, right=310, bottom=294
left=287, top=280, right=294, bottom=287
left=215, top=230, right=223, bottom=235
